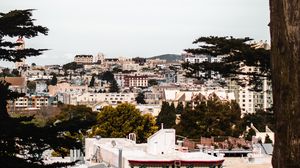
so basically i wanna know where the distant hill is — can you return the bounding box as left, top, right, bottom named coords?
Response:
left=148, top=54, right=182, bottom=62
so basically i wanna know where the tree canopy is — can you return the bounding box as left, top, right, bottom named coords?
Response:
left=156, top=102, right=176, bottom=129
left=135, top=92, right=146, bottom=104
left=0, top=9, right=89, bottom=167
left=176, top=95, right=242, bottom=138
left=50, top=74, right=57, bottom=85
left=109, top=78, right=119, bottom=93
left=90, top=103, right=158, bottom=143
left=182, top=36, right=271, bottom=91
left=88, top=75, right=95, bottom=87
left=62, top=62, right=83, bottom=71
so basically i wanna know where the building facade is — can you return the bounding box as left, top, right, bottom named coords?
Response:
left=74, top=55, right=93, bottom=64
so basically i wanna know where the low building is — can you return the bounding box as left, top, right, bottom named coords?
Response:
left=85, top=128, right=224, bottom=168
left=70, top=92, right=136, bottom=106
left=0, top=77, right=27, bottom=93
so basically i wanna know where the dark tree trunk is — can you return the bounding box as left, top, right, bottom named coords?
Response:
left=270, top=0, right=300, bottom=167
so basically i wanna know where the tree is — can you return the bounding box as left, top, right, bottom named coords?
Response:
left=265, top=134, right=273, bottom=144
left=135, top=92, right=146, bottom=104
left=88, top=75, right=95, bottom=87
left=11, top=69, right=20, bottom=76
left=148, top=79, right=158, bottom=86
left=269, top=1, right=300, bottom=167
left=156, top=102, right=176, bottom=129
left=50, top=74, right=57, bottom=85
left=100, top=71, right=114, bottom=82
left=245, top=128, right=256, bottom=141
left=47, top=105, right=97, bottom=156
left=176, top=94, right=242, bottom=138
left=62, top=62, right=83, bottom=71
left=241, top=109, right=274, bottom=132
left=90, top=103, right=158, bottom=143
left=176, top=102, right=184, bottom=114
left=109, top=78, right=119, bottom=93
left=182, top=36, right=270, bottom=91
left=0, top=9, right=87, bottom=167
left=27, top=81, right=36, bottom=93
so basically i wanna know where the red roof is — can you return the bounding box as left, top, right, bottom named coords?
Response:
left=128, top=159, right=224, bottom=167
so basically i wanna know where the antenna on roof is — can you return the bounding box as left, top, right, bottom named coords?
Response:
left=161, top=123, right=164, bottom=129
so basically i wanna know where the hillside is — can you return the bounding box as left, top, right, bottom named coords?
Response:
left=148, top=54, right=182, bottom=62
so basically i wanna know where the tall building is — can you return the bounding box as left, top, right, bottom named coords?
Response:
left=15, top=36, right=26, bottom=69
left=95, top=52, right=104, bottom=64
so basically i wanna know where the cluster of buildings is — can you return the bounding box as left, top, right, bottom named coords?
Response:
left=0, top=37, right=273, bottom=118
left=0, top=38, right=274, bottom=167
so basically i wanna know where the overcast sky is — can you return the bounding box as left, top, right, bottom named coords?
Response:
left=1, top=0, right=270, bottom=67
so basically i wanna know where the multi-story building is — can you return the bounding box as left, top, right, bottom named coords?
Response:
left=227, top=64, right=273, bottom=116
left=74, top=55, right=93, bottom=64
left=70, top=92, right=136, bottom=106
left=7, top=95, right=51, bottom=112
left=124, top=75, right=148, bottom=87
left=235, top=79, right=272, bottom=115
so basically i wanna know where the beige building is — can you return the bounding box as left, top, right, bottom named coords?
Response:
left=70, top=92, right=136, bottom=106
left=48, top=82, right=88, bottom=96
left=7, top=95, right=50, bottom=113
left=74, top=55, right=93, bottom=64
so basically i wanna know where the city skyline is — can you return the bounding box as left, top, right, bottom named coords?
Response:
left=1, top=0, right=270, bottom=67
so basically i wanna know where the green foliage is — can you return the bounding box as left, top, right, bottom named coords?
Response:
left=0, top=9, right=88, bottom=167
left=62, top=62, right=83, bottom=71
left=148, top=79, right=158, bottom=86
left=135, top=92, right=146, bottom=104
left=156, top=102, right=176, bottom=129
left=241, top=109, right=274, bottom=131
left=176, top=102, right=184, bottom=114
left=245, top=128, right=256, bottom=141
left=109, top=78, right=119, bottom=93
left=11, top=69, right=20, bottom=76
left=47, top=105, right=97, bottom=157
left=52, top=105, right=97, bottom=122
left=90, top=103, right=158, bottom=143
left=89, top=75, right=95, bottom=87
left=0, top=9, right=48, bottom=62
left=182, top=36, right=271, bottom=91
left=50, top=74, right=57, bottom=85
left=176, top=96, right=242, bottom=138
left=100, top=71, right=114, bottom=82
left=264, top=134, right=273, bottom=144
left=27, top=81, right=36, bottom=93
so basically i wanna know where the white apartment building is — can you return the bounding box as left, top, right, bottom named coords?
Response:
left=234, top=65, right=273, bottom=115
left=237, top=80, right=272, bottom=115
left=70, top=92, right=136, bottom=105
